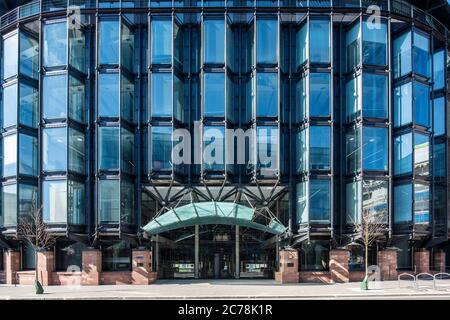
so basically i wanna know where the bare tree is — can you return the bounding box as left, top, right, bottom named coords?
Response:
left=17, top=203, right=57, bottom=293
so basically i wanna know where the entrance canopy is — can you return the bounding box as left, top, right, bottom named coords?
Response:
left=143, top=202, right=286, bottom=235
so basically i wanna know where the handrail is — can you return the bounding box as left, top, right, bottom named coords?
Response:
left=0, top=0, right=448, bottom=37
left=398, top=272, right=416, bottom=289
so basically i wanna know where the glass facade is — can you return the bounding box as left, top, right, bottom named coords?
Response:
left=0, top=1, right=448, bottom=279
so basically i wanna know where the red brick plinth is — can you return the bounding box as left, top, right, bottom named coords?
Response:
left=37, top=250, right=54, bottom=285
left=433, top=250, right=446, bottom=272
left=82, top=249, right=102, bottom=285
left=275, top=249, right=299, bottom=283
left=329, top=249, right=349, bottom=283
left=132, top=249, right=157, bottom=285
left=414, top=249, right=430, bottom=274
left=378, top=249, right=398, bottom=280
left=5, top=250, right=20, bottom=285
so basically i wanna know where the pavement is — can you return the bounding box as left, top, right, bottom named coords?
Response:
left=1, top=279, right=450, bottom=299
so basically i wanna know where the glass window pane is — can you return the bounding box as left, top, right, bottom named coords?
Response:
left=203, top=126, right=225, bottom=171
left=68, top=181, right=85, bottom=225
left=55, top=242, right=85, bottom=271
left=151, top=73, right=172, bottom=117
left=102, top=241, right=131, bottom=271
left=204, top=19, right=225, bottom=64
left=296, top=129, right=307, bottom=173
left=362, top=74, right=387, bottom=119
left=43, top=180, right=67, bottom=224
left=121, top=180, right=135, bottom=224
left=69, top=128, right=85, bottom=174
left=362, top=180, right=388, bottom=223
left=43, top=74, right=68, bottom=119
left=257, top=19, right=277, bottom=64
left=69, top=26, right=85, bottom=73
left=297, top=22, right=307, bottom=67
left=362, top=127, right=387, bottom=171
left=204, top=73, right=225, bottom=117
left=345, top=75, right=361, bottom=123
left=99, top=180, right=120, bottom=223
left=413, top=32, right=430, bottom=78
left=121, top=128, right=134, bottom=174
left=362, top=20, right=387, bottom=66
left=310, top=20, right=330, bottom=64
left=309, top=73, right=330, bottom=117
left=3, top=134, right=17, bottom=177
left=99, top=127, right=119, bottom=170
left=43, top=21, right=67, bottom=67
left=300, top=241, right=329, bottom=271
left=310, top=180, right=330, bottom=223
left=393, top=31, right=412, bottom=79
left=2, top=184, right=17, bottom=227
left=151, top=126, right=172, bottom=172
left=2, top=33, right=18, bottom=80
left=394, top=132, right=412, bottom=176
left=414, top=184, right=429, bottom=224
left=69, top=76, right=85, bottom=123
left=345, top=127, right=361, bottom=174
left=99, top=20, right=119, bottom=65
left=18, top=184, right=37, bottom=223
left=121, top=23, right=134, bottom=71
left=433, top=97, right=445, bottom=136
left=346, top=22, right=360, bottom=71
left=256, top=73, right=278, bottom=117
left=121, top=75, right=134, bottom=122
left=414, top=133, right=429, bottom=176
left=19, top=83, right=38, bottom=128
left=434, top=142, right=446, bottom=178
left=256, top=126, right=278, bottom=173
left=296, top=181, right=307, bottom=224
left=310, top=126, right=330, bottom=170
left=43, top=127, right=67, bottom=172
left=394, top=184, right=412, bottom=224
left=151, top=19, right=172, bottom=64
left=413, top=82, right=429, bottom=127
left=346, top=181, right=361, bottom=224
left=19, top=133, right=38, bottom=176
left=296, top=76, right=306, bottom=121
left=433, top=50, right=445, bottom=91
left=98, top=73, right=119, bottom=117
left=2, top=84, right=18, bottom=128
left=394, top=82, right=412, bottom=127
left=20, top=31, right=39, bottom=79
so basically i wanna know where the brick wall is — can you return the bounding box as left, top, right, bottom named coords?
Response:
left=299, top=271, right=332, bottom=283
left=433, top=251, right=446, bottom=272
left=349, top=270, right=365, bottom=282
left=378, top=250, right=398, bottom=280
left=275, top=249, right=299, bottom=283
left=100, top=272, right=132, bottom=285
left=329, top=249, right=349, bottom=283
left=414, top=249, right=430, bottom=273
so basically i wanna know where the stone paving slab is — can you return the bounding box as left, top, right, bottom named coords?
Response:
left=0, top=280, right=450, bottom=299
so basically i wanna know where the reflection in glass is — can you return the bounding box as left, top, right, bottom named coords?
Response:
left=204, top=73, right=225, bottom=117
left=204, top=19, right=225, bottom=64
left=3, top=134, right=17, bottom=177
left=69, top=128, right=85, bottom=174
left=20, top=31, right=39, bottom=79
left=362, top=127, right=387, bottom=171
left=413, top=32, right=430, bottom=78
left=434, top=143, right=445, bottom=178
left=346, top=22, right=360, bottom=71
left=43, top=180, right=67, bottom=224
left=69, top=76, right=85, bottom=123
left=3, top=33, right=18, bottom=80
left=19, top=133, right=37, bottom=177
left=362, top=20, right=387, bottom=66
left=43, top=74, right=68, bottom=119
left=121, top=23, right=134, bottom=71
left=345, top=76, right=361, bottom=123
left=121, top=128, right=134, bottom=174
left=414, top=184, right=429, bottom=224
left=346, top=127, right=360, bottom=174
left=394, top=132, right=412, bottom=176
left=3, top=84, right=18, bottom=128
left=413, top=82, right=429, bottom=127
left=102, top=241, right=131, bottom=271
left=152, top=19, right=172, bottom=64
left=346, top=181, right=361, bottom=224
left=362, top=180, right=388, bottom=223
left=203, top=126, right=225, bottom=171
left=99, top=180, right=120, bottom=223
left=309, top=180, right=330, bottom=223
left=394, top=184, right=412, bottom=224
left=43, top=21, right=67, bottom=67
left=297, top=22, right=307, bottom=66
left=121, top=75, right=134, bottom=122
left=433, top=97, right=445, bottom=136
left=151, top=73, right=172, bottom=117
left=310, top=20, right=330, bottom=64
left=18, top=184, right=37, bottom=223
left=98, top=73, right=119, bottom=117
left=151, top=126, right=172, bottom=172
left=256, top=126, right=278, bottom=173
left=433, top=50, right=445, bottom=91
left=297, top=76, right=306, bottom=121
left=310, top=73, right=330, bottom=117
left=256, top=73, right=278, bottom=117
left=363, top=74, right=387, bottom=119
left=68, top=181, right=85, bottom=225
left=414, top=133, right=429, bottom=176
left=256, top=19, right=277, bottom=64
left=296, top=129, right=307, bottom=173
left=2, top=184, right=17, bottom=227
left=121, top=180, right=135, bottom=224
left=43, top=127, right=67, bottom=172
left=99, top=20, right=119, bottom=65
left=99, top=127, right=119, bottom=170
left=69, top=25, right=85, bottom=73
left=19, top=83, right=38, bottom=128
left=296, top=181, right=307, bottom=224
left=310, top=126, right=330, bottom=170
left=393, top=31, right=411, bottom=79
left=300, top=241, right=329, bottom=271
left=394, top=82, right=412, bottom=127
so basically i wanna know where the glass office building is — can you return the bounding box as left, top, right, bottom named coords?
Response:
left=0, top=0, right=449, bottom=282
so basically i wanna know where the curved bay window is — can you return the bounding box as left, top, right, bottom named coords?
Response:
left=297, top=125, right=331, bottom=172
left=296, top=179, right=331, bottom=226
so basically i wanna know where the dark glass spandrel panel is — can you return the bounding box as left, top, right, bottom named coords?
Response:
left=121, top=75, right=134, bottom=123
left=346, top=181, right=361, bottom=224
left=256, top=19, right=278, bottom=65
left=151, top=73, right=172, bottom=117
left=3, top=33, right=18, bottom=80
left=203, top=126, right=225, bottom=171
left=19, top=133, right=37, bottom=177
left=413, top=32, right=430, bottom=78
left=433, top=142, right=445, bottom=179
left=362, top=127, right=388, bottom=171
left=69, top=128, right=85, bottom=174
left=43, top=127, right=67, bottom=172
left=99, top=180, right=120, bottom=224
left=296, top=181, right=307, bottom=224
left=394, top=184, right=412, bottom=224
left=151, top=126, right=172, bottom=172
left=69, top=26, right=86, bottom=73
left=204, top=73, right=225, bottom=117
left=394, top=132, right=412, bottom=176
left=296, top=129, right=307, bottom=173
left=433, top=97, right=445, bottom=136
left=297, top=22, right=307, bottom=67
left=204, top=19, right=225, bottom=64
left=413, top=82, right=429, bottom=127
left=99, top=20, right=120, bottom=65
left=310, top=73, right=330, bottom=117
left=309, top=180, right=330, bottom=223
left=151, top=19, right=172, bottom=65
left=414, top=184, right=429, bottom=225
left=414, top=133, right=429, bottom=177
left=121, top=128, right=135, bottom=174
left=310, top=19, right=330, bottom=64
left=345, top=127, right=361, bottom=174
left=362, top=180, right=388, bottom=223
left=43, top=21, right=68, bottom=67
left=2, top=184, right=17, bottom=227
left=98, top=73, right=119, bottom=117
left=43, top=74, right=68, bottom=119
left=393, top=31, right=412, bottom=79
left=3, top=84, right=18, bottom=129
left=121, top=180, right=135, bottom=224
left=3, top=134, right=17, bottom=177
left=362, top=20, right=387, bottom=66
left=345, top=75, right=361, bottom=123
left=19, top=83, right=38, bottom=128
left=362, top=73, right=387, bottom=119
left=346, top=22, right=360, bottom=71
left=19, top=31, right=39, bottom=79
left=69, top=75, right=85, bottom=123
left=43, top=180, right=67, bottom=224
left=256, top=73, right=278, bottom=117
left=433, top=50, right=445, bottom=91
left=394, top=82, right=412, bottom=127
left=68, top=181, right=85, bottom=225
left=310, top=126, right=330, bottom=170
left=18, top=184, right=37, bottom=223
left=99, top=127, right=119, bottom=170
left=102, top=241, right=131, bottom=271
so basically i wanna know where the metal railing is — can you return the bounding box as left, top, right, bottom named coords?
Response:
left=0, top=0, right=448, bottom=36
